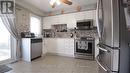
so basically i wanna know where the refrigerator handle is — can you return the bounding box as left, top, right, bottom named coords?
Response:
left=96, top=0, right=101, bottom=38
left=95, top=55, right=108, bottom=72
left=97, top=44, right=108, bottom=52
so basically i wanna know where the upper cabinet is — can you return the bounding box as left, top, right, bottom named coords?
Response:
left=74, top=11, right=85, bottom=21
left=85, top=10, right=95, bottom=19
left=66, top=14, right=76, bottom=29
left=43, top=10, right=96, bottom=29
left=43, top=17, right=53, bottom=29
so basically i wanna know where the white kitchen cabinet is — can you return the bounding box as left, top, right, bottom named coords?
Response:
left=74, top=12, right=85, bottom=21
left=51, top=16, right=59, bottom=24
left=43, top=10, right=96, bottom=29
left=66, top=14, right=76, bottom=29
left=43, top=38, right=74, bottom=57
left=84, top=10, right=94, bottom=19
left=43, top=17, right=52, bottom=29
left=57, top=39, right=65, bottom=54
left=59, top=15, right=67, bottom=24
left=43, top=38, right=58, bottom=53
left=64, top=39, right=74, bottom=56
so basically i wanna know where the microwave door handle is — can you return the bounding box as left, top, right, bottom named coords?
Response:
left=97, top=45, right=108, bottom=52
left=95, top=55, right=108, bottom=72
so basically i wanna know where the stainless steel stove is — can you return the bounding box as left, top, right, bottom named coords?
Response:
left=74, top=37, right=95, bottom=60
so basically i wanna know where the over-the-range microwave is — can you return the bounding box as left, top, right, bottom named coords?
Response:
left=76, top=19, right=93, bottom=30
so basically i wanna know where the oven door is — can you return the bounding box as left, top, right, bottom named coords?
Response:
left=96, top=44, right=119, bottom=73
left=75, top=40, right=93, bottom=54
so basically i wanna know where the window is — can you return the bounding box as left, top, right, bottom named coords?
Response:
left=30, top=14, right=41, bottom=36
left=0, top=17, right=11, bottom=62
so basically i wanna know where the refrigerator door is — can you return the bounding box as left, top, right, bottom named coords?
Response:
left=96, top=0, right=104, bottom=39
left=101, top=0, right=119, bottom=47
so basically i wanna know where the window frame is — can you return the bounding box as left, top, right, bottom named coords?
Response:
left=30, top=14, right=42, bottom=36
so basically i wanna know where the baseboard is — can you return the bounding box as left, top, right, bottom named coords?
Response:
left=42, top=53, right=47, bottom=58
left=46, top=52, right=75, bottom=58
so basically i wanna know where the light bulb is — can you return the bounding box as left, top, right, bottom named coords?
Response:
left=49, top=0, right=57, bottom=5
left=56, top=0, right=61, bottom=5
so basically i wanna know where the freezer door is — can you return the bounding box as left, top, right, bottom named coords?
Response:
left=98, top=66, right=118, bottom=73
left=96, top=44, right=119, bottom=72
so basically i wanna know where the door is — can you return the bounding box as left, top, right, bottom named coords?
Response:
left=0, top=18, right=12, bottom=63
left=96, top=0, right=103, bottom=40
left=96, top=0, right=119, bottom=47
left=98, top=66, right=118, bottom=73
left=96, top=44, right=119, bottom=73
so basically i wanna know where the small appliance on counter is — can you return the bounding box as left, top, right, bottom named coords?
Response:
left=43, top=29, right=55, bottom=38
left=21, top=32, right=35, bottom=38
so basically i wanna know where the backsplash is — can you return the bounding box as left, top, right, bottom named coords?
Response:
left=43, top=28, right=98, bottom=38
left=75, top=29, right=97, bottom=38
left=43, top=29, right=74, bottom=38
left=16, top=6, right=30, bottom=36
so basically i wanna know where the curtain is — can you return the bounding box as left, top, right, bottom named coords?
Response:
left=0, top=14, right=20, bottom=61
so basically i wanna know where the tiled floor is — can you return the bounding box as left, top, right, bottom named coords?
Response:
left=6, top=55, right=98, bottom=73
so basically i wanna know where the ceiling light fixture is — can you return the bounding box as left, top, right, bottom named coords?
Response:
left=49, top=0, right=72, bottom=8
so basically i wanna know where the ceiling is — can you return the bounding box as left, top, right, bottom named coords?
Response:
left=21, top=0, right=97, bottom=13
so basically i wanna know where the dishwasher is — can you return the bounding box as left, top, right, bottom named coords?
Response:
left=22, top=38, right=42, bottom=62
left=31, top=38, right=42, bottom=60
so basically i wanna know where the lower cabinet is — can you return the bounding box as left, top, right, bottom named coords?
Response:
left=43, top=38, right=74, bottom=57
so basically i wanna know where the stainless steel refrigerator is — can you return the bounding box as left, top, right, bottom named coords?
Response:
left=96, top=0, right=130, bottom=73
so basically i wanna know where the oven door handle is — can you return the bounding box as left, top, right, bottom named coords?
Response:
left=96, top=55, right=108, bottom=72
left=97, top=45, right=108, bottom=52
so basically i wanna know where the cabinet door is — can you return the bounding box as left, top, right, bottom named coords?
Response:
left=84, top=11, right=94, bottom=19
left=44, top=39, right=58, bottom=53
left=59, top=15, right=67, bottom=24
left=51, top=16, right=59, bottom=24
left=75, top=12, right=85, bottom=21
left=67, top=14, right=76, bottom=29
left=43, top=17, right=53, bottom=29
left=57, top=39, right=65, bottom=54
left=64, top=39, right=74, bottom=56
